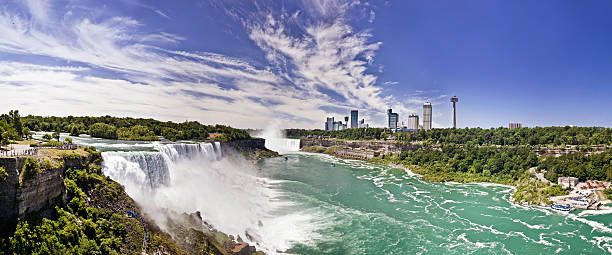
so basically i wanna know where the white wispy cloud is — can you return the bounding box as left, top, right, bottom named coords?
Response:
left=154, top=9, right=170, bottom=19
left=0, top=0, right=424, bottom=128
left=383, top=81, right=399, bottom=85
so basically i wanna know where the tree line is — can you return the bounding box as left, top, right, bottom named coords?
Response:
left=287, top=126, right=612, bottom=146
left=390, top=144, right=539, bottom=182
left=539, top=150, right=612, bottom=182
left=2, top=110, right=250, bottom=142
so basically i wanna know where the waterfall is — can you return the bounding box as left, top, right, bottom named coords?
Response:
left=254, top=123, right=301, bottom=153
left=102, top=142, right=222, bottom=190
left=264, top=138, right=300, bottom=153
left=100, top=141, right=307, bottom=253
left=102, top=151, right=171, bottom=190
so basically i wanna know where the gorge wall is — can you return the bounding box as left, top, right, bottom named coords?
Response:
left=300, top=138, right=422, bottom=155
left=0, top=154, right=92, bottom=221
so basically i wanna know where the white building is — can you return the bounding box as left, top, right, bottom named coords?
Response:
left=558, top=177, right=579, bottom=189
left=408, top=114, right=419, bottom=130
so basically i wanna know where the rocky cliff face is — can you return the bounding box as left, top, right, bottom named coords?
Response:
left=220, top=138, right=266, bottom=154
left=300, top=138, right=421, bottom=155
left=0, top=157, right=24, bottom=220
left=220, top=138, right=278, bottom=161
left=63, top=154, right=93, bottom=169
left=0, top=154, right=92, bottom=221
left=16, top=166, right=66, bottom=217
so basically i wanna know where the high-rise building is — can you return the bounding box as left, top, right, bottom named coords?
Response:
left=450, top=96, right=459, bottom=128
left=509, top=123, right=522, bottom=129
left=351, top=110, right=358, bottom=128
left=423, top=102, right=432, bottom=131
left=408, top=114, right=419, bottom=130
left=387, top=109, right=399, bottom=131
left=326, top=117, right=334, bottom=131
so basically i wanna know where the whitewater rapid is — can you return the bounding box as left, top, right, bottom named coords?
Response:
left=101, top=142, right=313, bottom=253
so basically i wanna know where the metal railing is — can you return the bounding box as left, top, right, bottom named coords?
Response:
left=0, top=148, right=39, bottom=157
left=0, top=144, right=77, bottom=158
left=36, top=144, right=77, bottom=150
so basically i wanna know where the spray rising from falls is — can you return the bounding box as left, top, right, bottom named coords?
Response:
left=256, top=124, right=301, bottom=153
left=265, top=138, right=300, bottom=154
left=101, top=142, right=313, bottom=253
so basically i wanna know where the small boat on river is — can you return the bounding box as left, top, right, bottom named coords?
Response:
left=551, top=203, right=573, bottom=213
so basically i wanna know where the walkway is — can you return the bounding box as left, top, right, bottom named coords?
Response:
left=529, top=167, right=550, bottom=185
left=0, top=144, right=38, bottom=157
left=126, top=210, right=149, bottom=254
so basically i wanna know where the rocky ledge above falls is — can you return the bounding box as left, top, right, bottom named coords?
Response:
left=220, top=138, right=279, bottom=161
left=0, top=149, right=94, bottom=221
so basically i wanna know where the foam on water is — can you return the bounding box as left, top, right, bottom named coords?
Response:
left=102, top=142, right=314, bottom=254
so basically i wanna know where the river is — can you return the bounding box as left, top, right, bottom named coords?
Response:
left=35, top=133, right=612, bottom=254
left=260, top=152, right=612, bottom=254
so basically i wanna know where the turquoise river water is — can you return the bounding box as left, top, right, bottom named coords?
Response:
left=259, top=153, right=612, bottom=254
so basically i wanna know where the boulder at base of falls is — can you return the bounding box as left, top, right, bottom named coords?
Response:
left=231, top=242, right=257, bottom=255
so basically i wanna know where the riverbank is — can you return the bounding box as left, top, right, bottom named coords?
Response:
left=299, top=147, right=606, bottom=211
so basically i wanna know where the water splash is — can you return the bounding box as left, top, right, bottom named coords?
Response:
left=101, top=142, right=311, bottom=253
left=255, top=122, right=300, bottom=153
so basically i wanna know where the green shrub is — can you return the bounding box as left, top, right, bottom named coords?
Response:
left=21, top=157, right=41, bottom=180
left=42, top=133, right=52, bottom=140
left=0, top=166, right=7, bottom=181
left=604, top=188, right=612, bottom=199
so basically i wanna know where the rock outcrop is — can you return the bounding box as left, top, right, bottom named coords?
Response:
left=0, top=153, right=92, bottom=221
left=301, top=138, right=421, bottom=155
left=220, top=138, right=278, bottom=161
left=16, top=165, right=66, bottom=217
left=0, top=157, right=24, bottom=220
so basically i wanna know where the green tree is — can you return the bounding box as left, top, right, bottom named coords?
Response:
left=88, top=123, right=117, bottom=139
left=42, top=133, right=53, bottom=140
left=21, top=157, right=41, bottom=180
left=22, top=126, right=32, bottom=140
left=52, top=131, right=61, bottom=142
left=0, top=132, right=9, bottom=149
left=64, top=137, right=73, bottom=144
left=9, top=110, right=23, bottom=138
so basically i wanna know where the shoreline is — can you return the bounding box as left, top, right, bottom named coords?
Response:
left=299, top=150, right=609, bottom=212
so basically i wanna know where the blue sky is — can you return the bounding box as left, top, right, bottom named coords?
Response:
left=1, top=0, right=611, bottom=129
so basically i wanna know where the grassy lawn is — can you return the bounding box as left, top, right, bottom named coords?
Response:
left=39, top=147, right=89, bottom=159
left=13, top=139, right=42, bottom=146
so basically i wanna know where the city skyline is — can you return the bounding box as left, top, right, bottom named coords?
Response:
left=1, top=1, right=612, bottom=129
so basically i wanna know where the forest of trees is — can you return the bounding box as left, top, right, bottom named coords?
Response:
left=19, top=114, right=250, bottom=142
left=386, top=144, right=539, bottom=183
left=0, top=110, right=31, bottom=148
left=539, top=150, right=612, bottom=182
left=288, top=126, right=612, bottom=146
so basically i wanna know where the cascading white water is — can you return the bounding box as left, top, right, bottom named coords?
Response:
left=102, top=151, right=171, bottom=190
left=101, top=142, right=312, bottom=253
left=256, top=123, right=301, bottom=153
left=264, top=138, right=300, bottom=154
